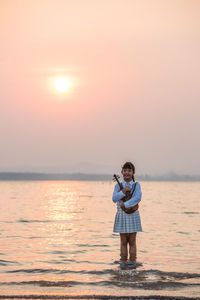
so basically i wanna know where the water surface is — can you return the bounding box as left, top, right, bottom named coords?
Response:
left=0, top=181, right=199, bottom=298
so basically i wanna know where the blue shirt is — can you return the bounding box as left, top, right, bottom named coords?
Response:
left=112, top=179, right=142, bottom=208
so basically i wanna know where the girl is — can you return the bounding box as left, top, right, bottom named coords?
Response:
left=112, top=162, right=142, bottom=263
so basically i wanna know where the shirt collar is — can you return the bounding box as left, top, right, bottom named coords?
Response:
left=122, top=179, right=134, bottom=186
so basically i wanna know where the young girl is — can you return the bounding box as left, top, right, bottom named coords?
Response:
left=112, top=162, right=142, bottom=263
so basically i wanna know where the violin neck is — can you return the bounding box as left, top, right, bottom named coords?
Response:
left=113, top=174, right=123, bottom=190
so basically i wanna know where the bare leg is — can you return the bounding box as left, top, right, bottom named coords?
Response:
left=120, top=233, right=129, bottom=261
left=129, top=232, right=137, bottom=261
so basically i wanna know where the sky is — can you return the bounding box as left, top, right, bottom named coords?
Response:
left=0, top=0, right=200, bottom=175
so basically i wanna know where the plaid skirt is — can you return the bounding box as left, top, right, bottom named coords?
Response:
left=113, top=207, right=142, bottom=233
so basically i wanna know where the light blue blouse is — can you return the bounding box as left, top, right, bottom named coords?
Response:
left=112, top=179, right=142, bottom=208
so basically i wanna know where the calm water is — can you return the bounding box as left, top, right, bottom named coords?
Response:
left=0, top=181, right=199, bottom=298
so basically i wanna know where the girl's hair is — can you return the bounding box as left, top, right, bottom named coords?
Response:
left=122, top=162, right=135, bottom=181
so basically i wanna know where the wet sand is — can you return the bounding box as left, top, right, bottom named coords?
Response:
left=0, top=295, right=199, bottom=299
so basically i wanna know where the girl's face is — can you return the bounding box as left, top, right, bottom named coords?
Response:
left=121, top=168, right=134, bottom=182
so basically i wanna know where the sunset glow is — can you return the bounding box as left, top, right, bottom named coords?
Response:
left=54, top=77, right=71, bottom=93
left=1, top=0, right=200, bottom=174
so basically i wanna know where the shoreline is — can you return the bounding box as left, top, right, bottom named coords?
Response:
left=0, top=172, right=200, bottom=182
left=0, top=296, right=199, bottom=300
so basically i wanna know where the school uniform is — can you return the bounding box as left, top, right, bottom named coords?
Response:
left=112, top=180, right=142, bottom=233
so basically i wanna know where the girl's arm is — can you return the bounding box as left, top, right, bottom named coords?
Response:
left=112, top=183, right=126, bottom=203
left=123, top=183, right=142, bottom=208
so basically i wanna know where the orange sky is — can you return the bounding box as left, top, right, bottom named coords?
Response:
left=0, top=0, right=200, bottom=174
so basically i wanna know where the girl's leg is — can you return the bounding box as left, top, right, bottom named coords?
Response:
left=129, top=232, right=137, bottom=261
left=120, top=233, right=129, bottom=261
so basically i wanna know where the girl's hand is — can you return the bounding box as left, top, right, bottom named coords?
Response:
left=120, top=203, right=125, bottom=210
left=122, top=186, right=131, bottom=194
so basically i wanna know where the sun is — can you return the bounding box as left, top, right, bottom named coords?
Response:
left=54, top=77, right=71, bottom=93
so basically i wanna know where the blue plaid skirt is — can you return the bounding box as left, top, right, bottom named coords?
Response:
left=113, top=207, right=142, bottom=233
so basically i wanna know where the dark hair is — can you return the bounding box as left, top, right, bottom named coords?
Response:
left=122, top=162, right=135, bottom=181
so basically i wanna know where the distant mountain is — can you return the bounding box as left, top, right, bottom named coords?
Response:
left=137, top=172, right=200, bottom=181
left=0, top=172, right=199, bottom=181
left=0, top=172, right=111, bottom=181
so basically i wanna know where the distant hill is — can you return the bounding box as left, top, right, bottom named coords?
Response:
left=0, top=172, right=110, bottom=181
left=0, top=172, right=200, bottom=181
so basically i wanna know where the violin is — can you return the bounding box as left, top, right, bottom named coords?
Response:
left=113, top=174, right=139, bottom=214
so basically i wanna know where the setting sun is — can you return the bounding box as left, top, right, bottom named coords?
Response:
left=54, top=77, right=70, bottom=93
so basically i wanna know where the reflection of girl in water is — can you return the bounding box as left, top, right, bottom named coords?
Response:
left=112, top=162, right=142, bottom=262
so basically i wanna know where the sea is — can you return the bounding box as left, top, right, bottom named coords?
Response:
left=0, top=180, right=199, bottom=299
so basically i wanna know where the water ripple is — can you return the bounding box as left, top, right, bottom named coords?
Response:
left=0, top=279, right=200, bottom=290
